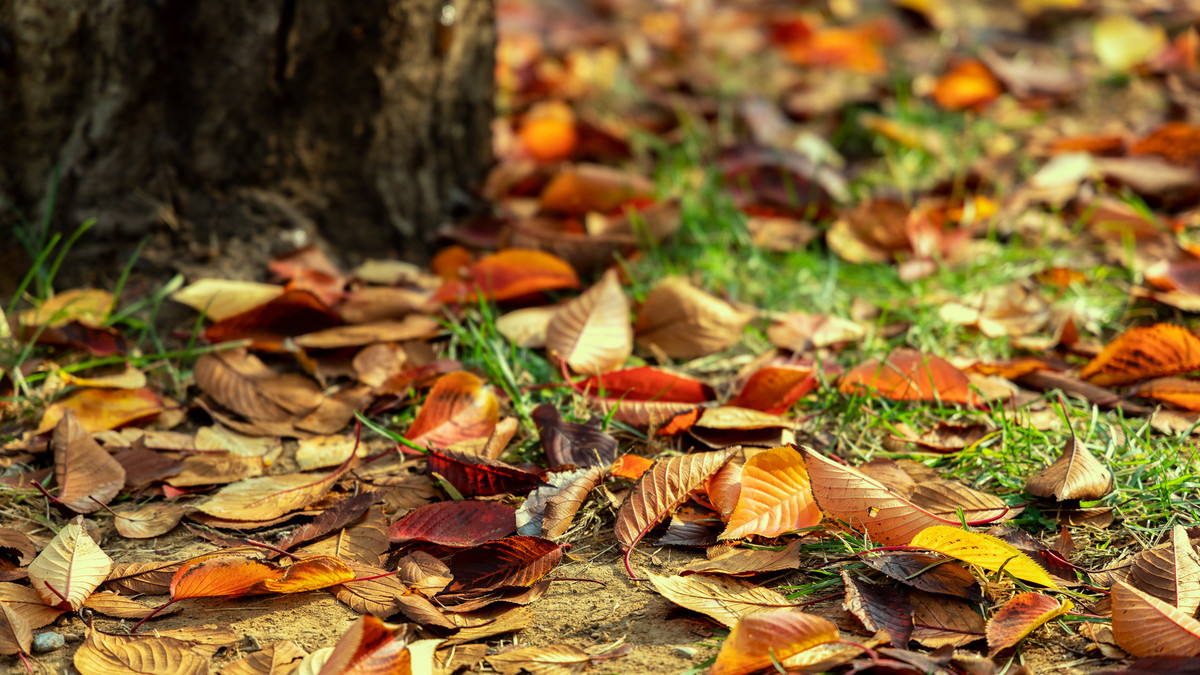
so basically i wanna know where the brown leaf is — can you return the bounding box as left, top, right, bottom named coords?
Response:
left=680, top=540, right=803, bottom=577
left=908, top=479, right=1014, bottom=523
left=542, top=466, right=606, bottom=540
left=36, top=387, right=164, bottom=436
left=986, top=593, right=1072, bottom=656
left=614, top=448, right=738, bottom=577
left=293, top=315, right=440, bottom=349
left=105, top=561, right=182, bottom=596
left=0, top=530, right=35, bottom=566
left=1130, top=525, right=1200, bottom=617
left=0, top=582, right=67, bottom=628
left=74, top=629, right=208, bottom=675
left=711, top=610, right=839, bottom=675
left=633, top=277, right=755, bottom=359
left=114, top=501, right=187, bottom=539
left=1112, top=579, right=1200, bottom=657
left=196, top=472, right=336, bottom=521
left=531, top=404, right=618, bottom=468
left=219, top=640, right=307, bottom=675
left=83, top=591, right=181, bottom=620
left=0, top=602, right=32, bottom=656
left=768, top=312, right=865, bottom=353
left=909, top=590, right=986, bottom=648
left=1081, top=324, right=1200, bottom=387
left=860, top=552, right=983, bottom=603
left=1025, top=424, right=1114, bottom=502
left=194, top=348, right=303, bottom=423
left=51, top=410, right=127, bottom=513
left=803, top=448, right=947, bottom=546
left=648, top=572, right=798, bottom=628
left=841, top=571, right=913, bottom=646
left=293, top=508, right=389, bottom=567
left=27, top=516, right=113, bottom=611
left=545, top=269, right=632, bottom=375
left=486, top=644, right=591, bottom=675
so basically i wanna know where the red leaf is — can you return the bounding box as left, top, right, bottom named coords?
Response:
left=433, top=249, right=581, bottom=303
left=204, top=289, right=342, bottom=351
left=573, top=366, right=716, bottom=427
left=727, top=365, right=819, bottom=413
left=405, top=372, right=500, bottom=449
left=388, top=501, right=516, bottom=546
left=444, top=536, right=564, bottom=592
left=427, top=448, right=546, bottom=497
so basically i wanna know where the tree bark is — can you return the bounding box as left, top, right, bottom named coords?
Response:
left=0, top=0, right=494, bottom=289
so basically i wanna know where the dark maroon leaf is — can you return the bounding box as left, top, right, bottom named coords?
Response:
left=278, top=491, right=384, bottom=551
left=656, top=517, right=720, bottom=547
left=388, top=501, right=516, bottom=547
left=843, top=572, right=914, bottom=646
left=531, top=404, right=618, bottom=468
left=444, top=536, right=564, bottom=593
left=427, top=448, right=546, bottom=497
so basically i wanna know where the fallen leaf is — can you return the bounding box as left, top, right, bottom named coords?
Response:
left=841, top=571, right=913, bottom=646
left=0, top=582, right=67, bottom=628
left=1081, top=324, right=1200, bottom=387
left=257, top=556, right=356, bottom=594
left=1133, top=377, right=1200, bottom=411
left=711, top=610, right=839, bottom=675
left=194, top=349, right=309, bottom=423
left=487, top=644, right=590, bottom=675
left=573, top=366, right=716, bottom=427
left=444, top=536, right=563, bottom=592
left=170, top=278, right=285, bottom=322
left=310, top=615, right=411, bottom=675
left=36, top=387, right=164, bottom=435
left=204, top=289, right=341, bottom=351
left=615, top=448, right=738, bottom=577
left=435, top=249, right=580, bottom=303
left=196, top=472, right=336, bottom=521
left=1112, top=579, right=1200, bottom=657
left=1130, top=525, right=1200, bottom=617
left=909, top=526, right=1058, bottom=589
left=803, top=448, right=947, bottom=546
left=647, top=572, right=797, bottom=628
left=909, top=590, right=987, bottom=648
left=1025, top=423, right=1114, bottom=501
left=52, top=410, right=126, bottom=513
left=496, top=306, right=557, bottom=348
left=987, top=592, right=1072, bottom=655
left=839, top=350, right=978, bottom=405
left=932, top=60, right=1001, bottom=111
left=680, top=540, right=803, bottom=577
left=1093, top=14, right=1166, bottom=72
left=0, top=602, right=31, bottom=656
left=531, top=403, right=618, bottom=468
left=538, top=164, right=655, bottom=216
left=406, top=372, right=500, bottom=449
left=426, top=448, right=546, bottom=497
left=170, top=554, right=281, bottom=599
left=27, top=516, right=113, bottom=610
left=542, top=466, right=606, bottom=540
left=727, top=365, right=819, bottom=414
left=293, top=316, right=441, bottom=349
left=74, top=629, right=208, bottom=675
left=388, top=501, right=516, bottom=547
left=768, top=312, right=865, bottom=353
left=114, top=502, right=187, bottom=539
left=720, top=446, right=820, bottom=540
left=219, top=640, right=307, bottom=675
left=545, top=269, right=632, bottom=375
left=634, top=277, right=754, bottom=359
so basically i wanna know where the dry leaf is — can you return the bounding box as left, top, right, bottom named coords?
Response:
left=1112, top=579, right=1200, bottom=657
left=1025, top=424, right=1114, bottom=502
left=614, top=448, right=738, bottom=577
left=74, top=629, right=208, bottom=675
left=219, top=640, right=307, bottom=675
left=710, top=610, right=839, bottom=675
left=1130, top=525, right=1200, bottom=617
left=841, top=571, right=913, bottom=646
left=114, top=502, right=188, bottom=539
left=0, top=602, right=31, bottom=656
left=647, top=572, right=796, bottom=628
left=909, top=526, right=1058, bottom=589
left=909, top=590, right=987, bottom=648
left=27, top=516, right=113, bottom=610
left=720, top=446, right=820, bottom=540
left=545, top=269, right=632, bottom=375
left=53, top=410, right=126, bottom=513
left=1081, top=324, right=1200, bottom=387
left=171, top=278, right=284, bottom=321
left=634, top=277, right=754, bottom=359
left=486, top=644, right=591, bottom=675
left=406, top=372, right=500, bottom=450
left=197, top=472, right=335, bottom=521
left=986, top=592, right=1072, bottom=655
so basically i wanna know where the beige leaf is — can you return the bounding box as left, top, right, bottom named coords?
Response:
left=802, top=448, right=946, bottom=546
left=197, top=472, right=335, bottom=521
left=486, top=644, right=591, bottom=675
left=114, top=502, right=188, bottom=539
left=1130, top=526, right=1200, bottom=619
left=908, top=479, right=1014, bottom=523
left=0, top=583, right=67, bottom=628
left=647, top=572, right=796, bottom=628
left=768, top=312, right=865, bottom=353
left=545, top=269, right=632, bottom=375
left=74, top=629, right=209, bottom=675
left=83, top=591, right=180, bottom=620
left=496, top=306, right=558, bottom=349
left=0, top=602, right=32, bottom=656
left=295, top=434, right=363, bottom=471
left=293, top=316, right=440, bottom=349
left=27, top=516, right=113, bottom=611
left=1025, top=426, right=1114, bottom=501
left=1112, top=579, right=1200, bottom=657
left=170, top=279, right=284, bottom=322
left=219, top=640, right=307, bottom=675
left=634, top=277, right=755, bottom=359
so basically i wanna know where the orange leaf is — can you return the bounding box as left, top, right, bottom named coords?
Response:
left=53, top=410, right=126, bottom=513
left=727, top=365, right=818, bottom=414
left=986, top=593, right=1072, bottom=655
left=803, top=448, right=946, bottom=546
left=318, top=615, right=412, bottom=675
left=720, top=447, right=820, bottom=540
left=1112, top=579, right=1200, bottom=657
left=169, top=555, right=282, bottom=599
left=36, top=387, right=163, bottom=435
left=711, top=610, right=839, bottom=675
left=784, top=27, right=886, bottom=74
left=545, top=269, right=632, bottom=375
left=839, top=349, right=978, bottom=405
left=444, top=536, right=564, bottom=592
left=434, top=249, right=580, bottom=303
left=255, top=556, right=356, bottom=594
left=406, top=372, right=500, bottom=449
left=609, top=454, right=654, bottom=481
left=614, top=448, right=738, bottom=577
left=1081, top=324, right=1200, bottom=387
left=1133, top=377, right=1200, bottom=411
left=539, top=164, right=655, bottom=216
left=933, top=60, right=1001, bottom=111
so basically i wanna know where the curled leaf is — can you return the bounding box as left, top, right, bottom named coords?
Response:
left=545, top=269, right=632, bottom=375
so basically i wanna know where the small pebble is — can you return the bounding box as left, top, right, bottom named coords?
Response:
left=672, top=646, right=698, bottom=659
left=32, top=631, right=65, bottom=653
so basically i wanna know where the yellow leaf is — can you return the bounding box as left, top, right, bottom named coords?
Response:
left=910, top=526, right=1058, bottom=589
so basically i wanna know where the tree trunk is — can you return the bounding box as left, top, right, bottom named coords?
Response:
left=0, top=0, right=494, bottom=291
